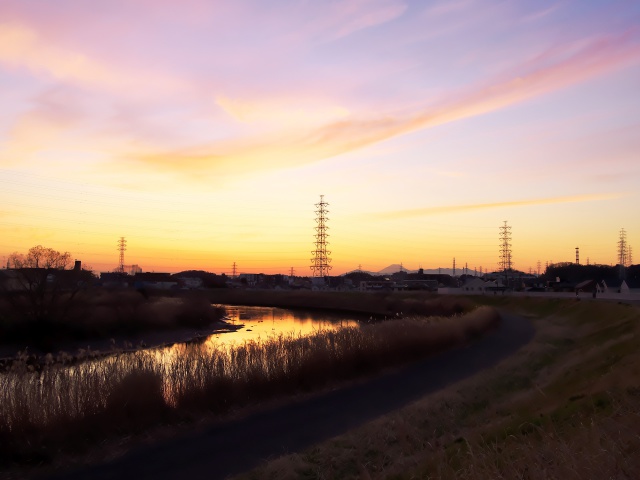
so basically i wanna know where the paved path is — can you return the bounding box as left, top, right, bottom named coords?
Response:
left=46, top=312, right=534, bottom=480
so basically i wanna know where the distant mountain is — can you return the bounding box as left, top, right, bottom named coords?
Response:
left=345, top=265, right=464, bottom=277
left=376, top=264, right=418, bottom=275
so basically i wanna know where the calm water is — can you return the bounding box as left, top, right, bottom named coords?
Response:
left=209, top=305, right=361, bottom=344
left=0, top=306, right=365, bottom=423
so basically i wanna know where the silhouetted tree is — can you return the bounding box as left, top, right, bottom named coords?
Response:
left=2, top=245, right=91, bottom=325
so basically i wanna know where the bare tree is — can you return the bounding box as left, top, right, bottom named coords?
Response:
left=2, top=246, right=87, bottom=325
left=8, top=245, right=72, bottom=270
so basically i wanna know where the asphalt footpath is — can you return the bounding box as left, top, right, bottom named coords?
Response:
left=45, top=311, right=534, bottom=480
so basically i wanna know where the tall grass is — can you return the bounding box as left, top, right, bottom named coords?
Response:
left=0, top=306, right=498, bottom=468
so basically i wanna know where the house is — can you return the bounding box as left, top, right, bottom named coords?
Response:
left=575, top=279, right=597, bottom=293
left=132, top=272, right=177, bottom=290
left=462, top=277, right=488, bottom=293
left=176, top=276, right=203, bottom=289
left=99, top=272, right=130, bottom=288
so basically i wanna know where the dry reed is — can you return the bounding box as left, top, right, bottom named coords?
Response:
left=0, top=306, right=498, bottom=469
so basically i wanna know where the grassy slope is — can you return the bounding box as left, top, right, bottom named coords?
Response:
left=238, top=297, right=640, bottom=480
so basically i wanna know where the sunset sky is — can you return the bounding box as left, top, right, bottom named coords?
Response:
left=1, top=0, right=639, bottom=275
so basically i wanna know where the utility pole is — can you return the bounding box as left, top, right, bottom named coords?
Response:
left=537, top=260, right=541, bottom=277
left=310, top=195, right=332, bottom=277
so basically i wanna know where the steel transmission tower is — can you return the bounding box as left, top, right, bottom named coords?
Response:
left=618, top=228, right=628, bottom=278
left=499, top=221, right=512, bottom=272
left=117, top=237, right=127, bottom=273
left=310, top=195, right=332, bottom=277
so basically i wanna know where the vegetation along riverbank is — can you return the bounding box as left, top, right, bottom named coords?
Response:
left=0, top=289, right=228, bottom=355
left=0, top=296, right=497, bottom=475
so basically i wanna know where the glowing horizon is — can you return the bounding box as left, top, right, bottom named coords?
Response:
left=1, top=0, right=639, bottom=275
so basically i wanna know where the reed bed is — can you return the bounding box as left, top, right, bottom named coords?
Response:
left=0, top=289, right=226, bottom=350
left=0, top=306, right=498, bottom=468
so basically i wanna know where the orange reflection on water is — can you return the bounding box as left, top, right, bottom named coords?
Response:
left=149, top=305, right=361, bottom=406
left=210, top=305, right=359, bottom=345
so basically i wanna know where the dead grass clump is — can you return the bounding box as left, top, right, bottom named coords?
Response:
left=104, top=369, right=170, bottom=432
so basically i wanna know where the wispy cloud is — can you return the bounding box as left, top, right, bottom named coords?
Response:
left=371, top=193, right=625, bottom=220
left=290, top=0, right=407, bottom=43
left=0, top=23, right=185, bottom=94
left=216, top=95, right=350, bottom=128
left=132, top=29, right=640, bottom=177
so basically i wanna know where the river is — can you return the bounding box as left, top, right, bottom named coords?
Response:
left=211, top=304, right=361, bottom=344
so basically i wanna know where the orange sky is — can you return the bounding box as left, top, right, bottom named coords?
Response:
left=1, top=0, right=639, bottom=275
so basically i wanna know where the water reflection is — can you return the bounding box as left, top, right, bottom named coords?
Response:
left=210, top=305, right=360, bottom=344
left=0, top=306, right=365, bottom=423
left=153, top=305, right=360, bottom=375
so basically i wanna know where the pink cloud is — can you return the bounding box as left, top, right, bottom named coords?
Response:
left=371, top=193, right=625, bottom=219
left=130, top=29, right=640, bottom=178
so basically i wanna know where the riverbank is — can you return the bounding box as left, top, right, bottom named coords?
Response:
left=1, top=304, right=499, bottom=477
left=45, top=307, right=524, bottom=480
left=0, top=290, right=470, bottom=358
left=0, top=289, right=227, bottom=357
left=207, top=289, right=474, bottom=318
left=239, top=297, right=640, bottom=479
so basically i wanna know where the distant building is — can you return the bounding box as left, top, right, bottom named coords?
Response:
left=133, top=272, right=177, bottom=290
left=176, top=276, right=203, bottom=289
left=100, top=272, right=130, bottom=288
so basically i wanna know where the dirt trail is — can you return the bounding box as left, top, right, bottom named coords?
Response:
left=44, top=312, right=534, bottom=480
